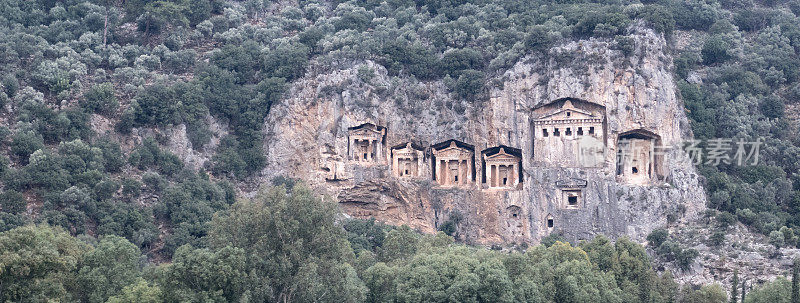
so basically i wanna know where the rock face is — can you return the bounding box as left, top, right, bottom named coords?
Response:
left=262, top=26, right=707, bottom=245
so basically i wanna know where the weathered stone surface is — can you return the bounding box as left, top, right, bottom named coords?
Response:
left=261, top=26, right=707, bottom=247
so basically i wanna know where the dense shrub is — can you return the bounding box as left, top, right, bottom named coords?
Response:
left=733, top=8, right=774, bottom=32
left=672, top=0, right=717, bottom=30
left=128, top=138, right=184, bottom=176
left=454, top=69, right=485, bottom=99
left=263, top=41, right=310, bottom=81
left=440, top=48, right=483, bottom=77
left=0, top=190, right=26, bottom=214
left=760, top=95, right=785, bottom=119
left=10, top=130, right=44, bottom=162
left=702, top=36, right=731, bottom=65
left=81, top=83, right=118, bottom=115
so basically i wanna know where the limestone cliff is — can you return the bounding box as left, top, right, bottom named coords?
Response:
left=261, top=25, right=707, bottom=246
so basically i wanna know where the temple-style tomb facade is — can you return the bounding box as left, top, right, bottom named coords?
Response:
left=482, top=146, right=523, bottom=190
left=616, top=129, right=662, bottom=185
left=391, top=142, right=424, bottom=178
left=532, top=99, right=606, bottom=167
left=431, top=140, right=475, bottom=187
left=348, top=123, right=386, bottom=164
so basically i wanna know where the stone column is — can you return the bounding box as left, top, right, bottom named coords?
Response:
left=417, top=154, right=423, bottom=178
left=484, top=160, right=489, bottom=187
left=488, top=164, right=493, bottom=187
left=467, top=159, right=471, bottom=185
left=376, top=140, right=381, bottom=164
left=436, top=159, right=441, bottom=184
left=392, top=152, right=399, bottom=176
left=460, top=160, right=472, bottom=185
left=367, top=140, right=373, bottom=162
left=440, top=160, right=447, bottom=185
left=497, top=165, right=502, bottom=187
left=350, top=138, right=356, bottom=160
left=492, top=165, right=498, bottom=187
left=457, top=160, right=462, bottom=185
left=511, top=163, right=518, bottom=186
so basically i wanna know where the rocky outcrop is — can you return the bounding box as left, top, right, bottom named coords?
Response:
left=261, top=25, right=706, bottom=246
left=665, top=218, right=800, bottom=290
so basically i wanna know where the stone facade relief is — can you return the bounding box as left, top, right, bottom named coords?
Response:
left=321, top=155, right=349, bottom=181
left=431, top=140, right=475, bottom=187
left=348, top=123, right=386, bottom=164
left=545, top=214, right=554, bottom=231
left=263, top=28, right=707, bottom=252
left=616, top=129, right=662, bottom=185
left=555, top=178, right=588, bottom=209
left=532, top=99, right=606, bottom=167
left=391, top=142, right=425, bottom=178
left=481, top=146, right=523, bottom=190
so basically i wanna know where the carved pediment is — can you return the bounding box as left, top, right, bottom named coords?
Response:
left=434, top=141, right=473, bottom=159
left=555, top=178, right=588, bottom=188
left=350, top=128, right=382, bottom=138
left=537, top=108, right=595, bottom=121
left=348, top=123, right=385, bottom=140
left=392, top=142, right=423, bottom=158
left=394, top=150, right=419, bottom=158
left=485, top=148, right=521, bottom=163
left=435, top=147, right=472, bottom=159
left=537, top=100, right=595, bottom=119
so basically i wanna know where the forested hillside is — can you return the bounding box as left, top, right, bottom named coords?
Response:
left=1, top=0, right=800, bottom=301
left=0, top=183, right=731, bottom=302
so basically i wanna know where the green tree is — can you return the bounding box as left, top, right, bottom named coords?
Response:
left=160, top=174, right=228, bottom=253
left=11, top=130, right=44, bottom=163
left=647, top=228, right=669, bottom=248
left=139, top=1, right=189, bottom=37
left=524, top=26, right=553, bottom=53
left=742, top=278, right=747, bottom=303
left=212, top=41, right=263, bottom=84
left=160, top=245, right=248, bottom=302
left=440, top=48, right=483, bottom=77
left=0, top=190, right=26, bottom=214
left=131, top=83, right=183, bottom=127
left=702, top=36, right=732, bottom=65
left=263, top=41, right=310, bottom=81
left=81, top=83, right=118, bottom=115
left=106, top=279, right=164, bottom=303
left=76, top=236, right=142, bottom=303
left=760, top=95, right=785, bottom=119
left=392, top=247, right=514, bottom=303
left=208, top=184, right=365, bottom=303
left=363, top=262, right=398, bottom=303
left=681, top=284, right=728, bottom=303
left=454, top=69, right=485, bottom=100
left=0, top=225, right=89, bottom=302
left=635, top=5, right=675, bottom=36
left=380, top=225, right=420, bottom=262
left=745, top=277, right=790, bottom=303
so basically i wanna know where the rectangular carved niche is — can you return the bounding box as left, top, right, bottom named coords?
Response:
left=556, top=178, right=587, bottom=209
left=562, top=190, right=582, bottom=209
